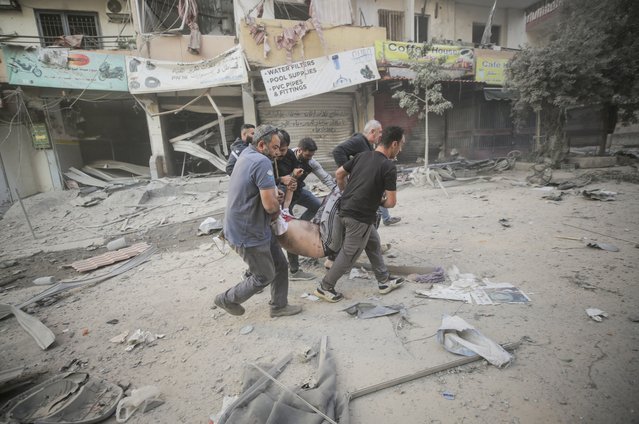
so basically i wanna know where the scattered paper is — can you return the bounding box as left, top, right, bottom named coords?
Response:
left=586, top=308, right=608, bottom=322
left=415, top=265, right=531, bottom=305
left=348, top=267, right=371, bottom=280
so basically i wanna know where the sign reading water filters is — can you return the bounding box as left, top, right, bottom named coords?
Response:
left=261, top=47, right=380, bottom=106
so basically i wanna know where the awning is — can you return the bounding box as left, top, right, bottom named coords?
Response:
left=484, top=87, right=517, bottom=101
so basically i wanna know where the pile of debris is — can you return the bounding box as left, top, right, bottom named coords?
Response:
left=64, top=160, right=151, bottom=190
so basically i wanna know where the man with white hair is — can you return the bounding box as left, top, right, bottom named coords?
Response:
left=332, top=119, right=401, bottom=226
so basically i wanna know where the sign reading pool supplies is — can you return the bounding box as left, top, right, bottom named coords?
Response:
left=261, top=47, right=380, bottom=106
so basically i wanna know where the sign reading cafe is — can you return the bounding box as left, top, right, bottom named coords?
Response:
left=261, top=47, right=380, bottom=106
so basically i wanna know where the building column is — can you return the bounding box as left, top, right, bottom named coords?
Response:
left=143, top=98, right=174, bottom=178
left=404, top=0, right=415, bottom=41
left=242, top=82, right=257, bottom=125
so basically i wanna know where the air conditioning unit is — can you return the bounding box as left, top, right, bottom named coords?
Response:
left=106, top=0, right=131, bottom=23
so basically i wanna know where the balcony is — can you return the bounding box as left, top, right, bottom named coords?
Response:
left=239, top=18, right=387, bottom=68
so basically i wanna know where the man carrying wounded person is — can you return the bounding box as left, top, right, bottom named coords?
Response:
left=272, top=126, right=407, bottom=302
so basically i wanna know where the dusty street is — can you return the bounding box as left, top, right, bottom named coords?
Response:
left=1, top=166, right=638, bottom=424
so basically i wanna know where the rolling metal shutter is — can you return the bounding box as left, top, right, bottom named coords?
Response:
left=256, top=93, right=355, bottom=171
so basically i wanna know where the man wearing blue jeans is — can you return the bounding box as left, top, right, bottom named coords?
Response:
left=215, top=125, right=302, bottom=318
left=332, top=120, right=401, bottom=226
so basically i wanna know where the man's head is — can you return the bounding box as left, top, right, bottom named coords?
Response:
left=252, top=124, right=281, bottom=159
left=363, top=120, right=383, bottom=146
left=240, top=124, right=255, bottom=143
left=277, top=129, right=291, bottom=157
left=296, top=137, right=318, bottom=161
left=379, top=126, right=405, bottom=159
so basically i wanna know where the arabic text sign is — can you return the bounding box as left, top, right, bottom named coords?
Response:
left=475, top=49, right=515, bottom=85
left=261, top=47, right=380, bottom=106
left=374, top=40, right=474, bottom=75
left=4, top=47, right=128, bottom=91
left=126, top=46, right=247, bottom=94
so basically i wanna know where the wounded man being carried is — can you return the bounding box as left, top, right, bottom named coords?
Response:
left=271, top=186, right=343, bottom=259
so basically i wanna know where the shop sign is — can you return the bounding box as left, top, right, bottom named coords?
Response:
left=475, top=49, right=515, bottom=85
left=374, top=40, right=474, bottom=75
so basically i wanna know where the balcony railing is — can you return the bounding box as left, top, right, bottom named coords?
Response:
left=0, top=34, right=136, bottom=50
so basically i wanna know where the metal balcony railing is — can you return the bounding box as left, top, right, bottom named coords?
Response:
left=0, top=34, right=136, bottom=50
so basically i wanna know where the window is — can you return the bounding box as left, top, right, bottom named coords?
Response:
left=274, top=1, right=310, bottom=20
left=472, top=22, right=501, bottom=45
left=0, top=0, right=21, bottom=11
left=414, top=14, right=429, bottom=42
left=379, top=9, right=404, bottom=41
left=35, top=10, right=101, bottom=49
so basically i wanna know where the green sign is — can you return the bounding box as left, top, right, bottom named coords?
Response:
left=31, top=123, right=51, bottom=149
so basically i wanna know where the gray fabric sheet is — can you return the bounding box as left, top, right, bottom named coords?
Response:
left=222, top=345, right=347, bottom=423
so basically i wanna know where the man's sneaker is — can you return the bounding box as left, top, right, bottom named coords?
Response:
left=214, top=294, right=245, bottom=316
left=378, top=276, right=405, bottom=294
left=383, top=216, right=402, bottom=226
left=290, top=269, right=316, bottom=281
left=314, top=286, right=344, bottom=303
left=270, top=304, right=303, bottom=317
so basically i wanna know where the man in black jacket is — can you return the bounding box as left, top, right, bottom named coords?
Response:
left=315, top=126, right=407, bottom=302
left=332, top=120, right=401, bottom=226
left=225, top=123, right=255, bottom=176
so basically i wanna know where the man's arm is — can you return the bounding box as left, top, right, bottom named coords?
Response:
left=309, top=159, right=336, bottom=190
left=260, top=187, right=281, bottom=214
left=381, top=190, right=397, bottom=208
left=335, top=166, right=349, bottom=192
left=226, top=152, right=239, bottom=176
left=332, top=144, right=348, bottom=167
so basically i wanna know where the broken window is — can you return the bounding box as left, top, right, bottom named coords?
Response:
left=136, top=0, right=235, bottom=36
left=414, top=14, right=429, bottom=42
left=472, top=22, right=500, bottom=45
left=35, top=11, right=101, bottom=49
left=0, top=0, right=20, bottom=11
left=378, top=9, right=404, bottom=41
left=274, top=0, right=310, bottom=20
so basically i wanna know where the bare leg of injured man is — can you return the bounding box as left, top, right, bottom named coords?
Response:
left=272, top=186, right=344, bottom=260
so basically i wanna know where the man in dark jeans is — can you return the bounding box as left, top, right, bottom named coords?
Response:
left=274, top=132, right=332, bottom=280
left=215, top=124, right=302, bottom=317
left=315, top=126, right=407, bottom=302
left=225, top=123, right=255, bottom=176
left=332, top=119, right=401, bottom=226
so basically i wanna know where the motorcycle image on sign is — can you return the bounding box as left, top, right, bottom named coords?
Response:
left=98, top=62, right=125, bottom=81
left=9, top=57, right=43, bottom=77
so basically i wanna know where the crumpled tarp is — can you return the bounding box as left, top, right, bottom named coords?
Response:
left=436, top=315, right=512, bottom=367
left=219, top=342, right=347, bottom=424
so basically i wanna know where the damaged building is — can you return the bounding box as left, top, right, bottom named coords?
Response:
left=0, top=0, right=620, bottom=208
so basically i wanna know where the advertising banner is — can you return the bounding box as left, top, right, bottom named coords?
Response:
left=374, top=40, right=474, bottom=76
left=126, top=46, right=247, bottom=94
left=261, top=47, right=380, bottom=106
left=475, top=49, right=515, bottom=85
left=4, top=46, right=128, bottom=91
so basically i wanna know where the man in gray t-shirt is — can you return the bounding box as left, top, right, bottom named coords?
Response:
left=216, top=125, right=302, bottom=318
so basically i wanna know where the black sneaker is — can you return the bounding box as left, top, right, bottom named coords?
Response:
left=214, top=294, right=245, bottom=316
left=289, top=269, right=316, bottom=281
left=270, top=304, right=303, bottom=317
left=383, top=217, right=401, bottom=226
left=314, top=286, right=344, bottom=303
left=378, top=276, right=405, bottom=294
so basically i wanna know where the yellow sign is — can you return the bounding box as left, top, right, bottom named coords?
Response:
left=474, top=49, right=515, bottom=85
left=374, top=40, right=474, bottom=75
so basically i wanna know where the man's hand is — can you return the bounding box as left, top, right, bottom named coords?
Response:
left=287, top=179, right=298, bottom=191
left=276, top=189, right=285, bottom=204
left=292, top=168, right=304, bottom=178
left=280, top=175, right=294, bottom=186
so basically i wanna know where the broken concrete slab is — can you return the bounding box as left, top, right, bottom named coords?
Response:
left=567, top=156, right=617, bottom=169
